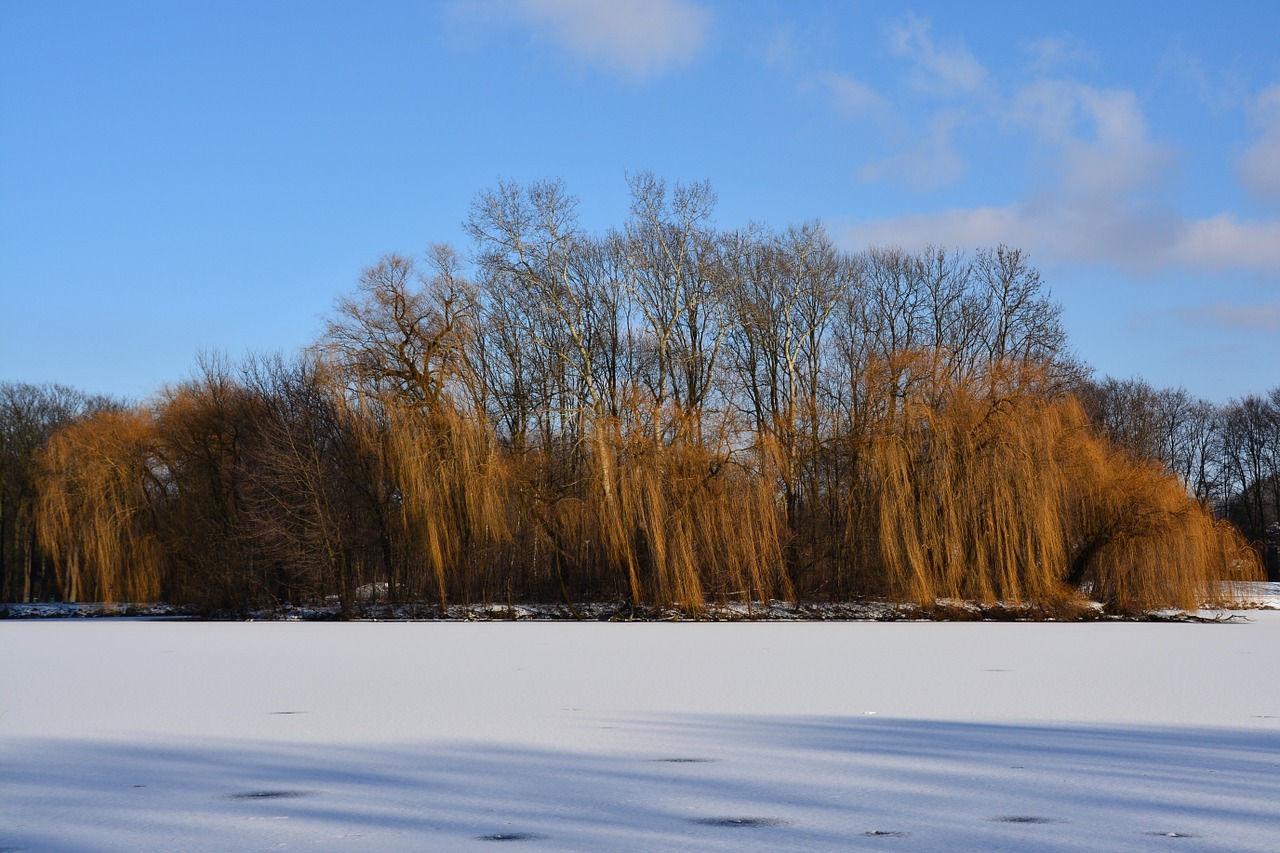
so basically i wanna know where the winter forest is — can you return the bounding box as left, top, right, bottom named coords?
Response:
left=2, top=176, right=1277, bottom=615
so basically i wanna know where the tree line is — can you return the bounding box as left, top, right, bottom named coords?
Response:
left=1076, top=377, right=1280, bottom=556
left=1, top=175, right=1272, bottom=614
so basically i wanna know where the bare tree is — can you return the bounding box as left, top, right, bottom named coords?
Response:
left=467, top=180, right=614, bottom=434
left=1221, top=393, right=1280, bottom=543
left=320, top=246, right=475, bottom=411
left=974, top=245, right=1069, bottom=384
left=622, top=171, right=725, bottom=439
left=723, top=222, right=844, bottom=539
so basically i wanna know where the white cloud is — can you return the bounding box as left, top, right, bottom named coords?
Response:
left=1238, top=84, right=1280, bottom=201
left=887, top=13, right=989, bottom=97
left=506, top=0, right=711, bottom=79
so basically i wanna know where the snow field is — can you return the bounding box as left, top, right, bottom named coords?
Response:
left=2, top=617, right=1279, bottom=851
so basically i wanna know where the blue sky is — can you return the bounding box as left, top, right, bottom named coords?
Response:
left=2, top=0, right=1278, bottom=403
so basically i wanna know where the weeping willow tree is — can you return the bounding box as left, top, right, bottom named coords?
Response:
left=865, top=378, right=1261, bottom=612
left=571, top=410, right=791, bottom=612
left=381, top=398, right=514, bottom=609
left=1061, top=423, right=1260, bottom=613
left=35, top=409, right=165, bottom=603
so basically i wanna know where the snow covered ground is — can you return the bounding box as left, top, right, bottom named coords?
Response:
left=3, top=614, right=1279, bottom=851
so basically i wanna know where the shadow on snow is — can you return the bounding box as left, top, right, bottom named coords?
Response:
left=3, top=716, right=1278, bottom=851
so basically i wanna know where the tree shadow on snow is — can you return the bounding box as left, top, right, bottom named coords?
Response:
left=3, top=716, right=1278, bottom=851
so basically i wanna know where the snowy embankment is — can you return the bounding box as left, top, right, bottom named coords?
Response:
left=1230, top=581, right=1280, bottom=609
left=5, top=583, right=1277, bottom=622
left=2, top=616, right=1279, bottom=851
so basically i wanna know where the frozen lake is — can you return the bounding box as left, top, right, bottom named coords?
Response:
left=3, top=615, right=1279, bottom=851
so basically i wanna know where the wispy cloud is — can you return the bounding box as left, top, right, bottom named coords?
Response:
left=1238, top=84, right=1280, bottom=201
left=841, top=201, right=1280, bottom=273
left=820, top=72, right=889, bottom=121
left=887, top=13, right=989, bottom=97
left=1176, top=300, right=1280, bottom=332
left=1170, top=215, right=1280, bottom=269
left=472, top=0, right=712, bottom=80
left=840, top=205, right=1022, bottom=251
left=842, top=77, right=1280, bottom=273
left=856, top=109, right=967, bottom=190
left=817, top=15, right=980, bottom=191
left=765, top=26, right=798, bottom=70
left=1020, top=35, right=1096, bottom=74
left=1012, top=80, right=1172, bottom=198
left=1158, top=39, right=1247, bottom=114
left=786, top=15, right=1280, bottom=272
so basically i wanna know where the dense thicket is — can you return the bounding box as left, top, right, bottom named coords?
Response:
left=7, top=176, right=1269, bottom=612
